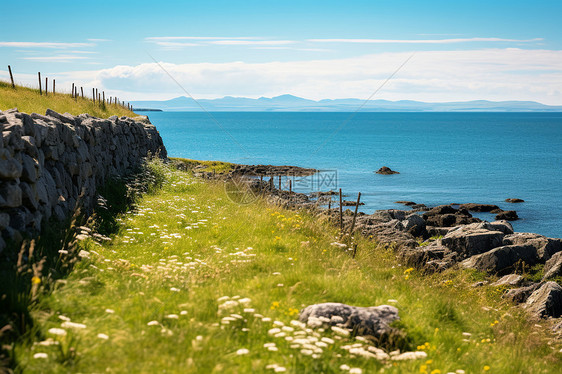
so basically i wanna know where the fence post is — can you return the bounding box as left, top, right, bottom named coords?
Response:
left=38, top=72, right=42, bottom=95
left=53, top=79, right=55, bottom=94
left=8, top=65, right=15, bottom=88
left=92, top=88, right=95, bottom=104
left=102, top=91, right=105, bottom=104
left=348, top=192, right=361, bottom=236
left=81, top=87, right=84, bottom=98
left=71, top=83, right=75, bottom=98
left=339, top=188, right=343, bottom=236
left=45, top=77, right=48, bottom=96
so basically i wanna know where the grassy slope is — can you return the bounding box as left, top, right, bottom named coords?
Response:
left=13, top=163, right=562, bottom=373
left=0, top=81, right=136, bottom=118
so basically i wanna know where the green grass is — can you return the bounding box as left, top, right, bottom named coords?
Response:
left=10, top=162, right=562, bottom=373
left=0, top=81, right=136, bottom=118
left=171, top=157, right=236, bottom=174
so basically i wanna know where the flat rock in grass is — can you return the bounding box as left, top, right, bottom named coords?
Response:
left=460, top=245, right=538, bottom=275
left=525, top=282, right=562, bottom=319
left=543, top=252, right=562, bottom=280
left=299, top=303, right=399, bottom=339
left=491, top=274, right=524, bottom=287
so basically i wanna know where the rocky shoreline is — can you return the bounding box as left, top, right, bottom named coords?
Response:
left=187, top=164, right=562, bottom=324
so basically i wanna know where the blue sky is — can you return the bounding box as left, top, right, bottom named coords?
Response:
left=1, top=0, right=561, bottom=103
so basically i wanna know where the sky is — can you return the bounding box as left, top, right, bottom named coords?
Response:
left=1, top=0, right=561, bottom=104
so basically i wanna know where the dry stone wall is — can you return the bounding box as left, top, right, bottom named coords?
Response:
left=0, top=108, right=167, bottom=252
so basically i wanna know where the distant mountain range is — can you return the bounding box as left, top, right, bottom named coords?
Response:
left=131, top=94, right=562, bottom=112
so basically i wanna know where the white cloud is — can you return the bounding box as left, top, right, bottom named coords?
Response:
left=145, top=36, right=258, bottom=41
left=207, top=40, right=295, bottom=46
left=308, top=37, right=543, bottom=44
left=0, top=41, right=94, bottom=48
left=6, top=48, right=561, bottom=104
left=152, top=42, right=201, bottom=48
left=87, top=38, right=111, bottom=42
left=22, top=55, right=90, bottom=62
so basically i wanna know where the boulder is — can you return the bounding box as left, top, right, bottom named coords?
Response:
left=441, top=224, right=505, bottom=259
left=375, top=166, right=399, bottom=175
left=401, top=245, right=447, bottom=268
left=525, top=282, right=562, bottom=319
left=400, top=213, right=426, bottom=237
left=491, top=274, right=524, bottom=287
left=495, top=210, right=518, bottom=221
left=460, top=245, right=538, bottom=274
left=503, top=233, right=562, bottom=262
left=543, top=252, right=562, bottom=280
left=503, top=283, right=543, bottom=304
left=459, top=203, right=500, bottom=212
left=299, top=302, right=400, bottom=339
left=488, top=220, right=514, bottom=235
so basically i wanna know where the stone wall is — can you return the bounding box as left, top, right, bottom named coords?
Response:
left=0, top=108, right=167, bottom=252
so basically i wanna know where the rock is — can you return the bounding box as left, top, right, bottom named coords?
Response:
left=0, top=182, right=22, bottom=208
left=525, top=282, right=562, bottom=319
left=503, top=283, right=543, bottom=304
left=341, top=200, right=365, bottom=206
left=460, top=245, right=538, bottom=274
left=400, top=214, right=426, bottom=237
left=543, top=252, right=562, bottom=280
left=299, top=302, right=400, bottom=339
left=395, top=201, right=416, bottom=206
left=402, top=245, right=447, bottom=268
left=0, top=212, right=9, bottom=229
left=441, top=224, right=505, bottom=259
left=488, top=220, right=514, bottom=235
left=491, top=274, right=524, bottom=287
left=0, top=149, right=23, bottom=179
left=503, top=233, right=562, bottom=262
left=495, top=210, right=518, bottom=221
left=375, top=166, right=399, bottom=175
left=505, top=198, right=525, bottom=203
left=459, top=203, right=501, bottom=212
left=423, top=205, right=457, bottom=217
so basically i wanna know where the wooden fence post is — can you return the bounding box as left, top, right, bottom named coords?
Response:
left=8, top=65, right=15, bottom=88
left=339, top=188, right=343, bottom=236
left=348, top=192, right=361, bottom=236
left=45, top=77, right=48, bottom=96
left=71, top=83, right=75, bottom=98
left=38, top=72, right=42, bottom=95
left=81, top=87, right=84, bottom=98
left=102, top=91, right=105, bottom=104
left=92, top=88, right=95, bottom=104
left=53, top=79, right=55, bottom=94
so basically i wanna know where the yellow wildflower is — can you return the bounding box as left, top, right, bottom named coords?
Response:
left=31, top=276, right=41, bottom=285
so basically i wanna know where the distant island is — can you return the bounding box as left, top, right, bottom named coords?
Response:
left=133, top=108, right=163, bottom=112
left=130, top=94, right=562, bottom=112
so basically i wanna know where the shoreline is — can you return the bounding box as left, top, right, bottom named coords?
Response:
left=180, top=159, right=562, bottom=321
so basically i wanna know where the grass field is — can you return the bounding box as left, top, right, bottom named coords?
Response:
left=8, top=161, right=562, bottom=373
left=0, top=81, right=136, bottom=118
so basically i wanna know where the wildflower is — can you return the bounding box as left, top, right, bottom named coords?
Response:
left=236, top=348, right=249, bottom=355
left=274, top=367, right=286, bottom=373
left=147, top=320, right=159, bottom=326
left=239, top=298, right=252, bottom=305
left=48, top=328, right=67, bottom=336
left=483, top=366, right=490, bottom=371
left=170, top=287, right=180, bottom=292
left=31, top=276, right=41, bottom=285
left=268, top=328, right=281, bottom=335
left=331, top=326, right=350, bottom=337
left=404, top=267, right=414, bottom=274
left=340, top=364, right=351, bottom=371
left=165, top=314, right=179, bottom=319
left=430, top=370, right=441, bottom=374
left=33, top=353, right=48, bottom=359
left=97, top=333, right=109, bottom=340
left=61, top=321, right=86, bottom=329
left=349, top=369, right=363, bottom=374
left=270, top=301, right=280, bottom=310
left=180, top=311, right=188, bottom=315
left=300, top=349, right=313, bottom=356
left=105, top=309, right=115, bottom=314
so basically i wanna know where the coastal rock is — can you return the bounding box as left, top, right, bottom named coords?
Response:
left=400, top=213, right=426, bottom=237
left=488, top=220, right=514, bottom=235
left=299, top=302, right=400, bottom=339
left=395, top=201, right=416, bottom=206
left=505, top=198, right=525, bottom=203
left=503, top=283, right=543, bottom=304
left=460, top=244, right=538, bottom=274
left=525, top=282, right=562, bottom=319
left=503, top=233, right=562, bottom=262
left=375, top=166, right=399, bottom=175
left=440, top=223, right=505, bottom=259
left=491, top=274, right=524, bottom=287
left=543, top=252, right=562, bottom=280
left=402, top=244, right=447, bottom=268
left=459, top=203, right=501, bottom=212
left=341, top=200, right=365, bottom=206
left=495, top=210, right=519, bottom=221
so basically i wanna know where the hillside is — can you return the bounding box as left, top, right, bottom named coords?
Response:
left=0, top=81, right=136, bottom=118
left=7, top=160, right=561, bottom=373
left=131, top=95, right=562, bottom=112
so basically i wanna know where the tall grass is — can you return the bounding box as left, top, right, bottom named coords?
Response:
left=0, top=81, right=136, bottom=118
left=7, top=162, right=561, bottom=373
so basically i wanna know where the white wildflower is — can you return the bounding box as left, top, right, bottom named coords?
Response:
left=170, top=287, right=180, bottom=292
left=147, top=320, right=159, bottom=326
left=97, top=333, right=109, bottom=340
left=105, top=309, right=115, bottom=314
left=48, top=328, right=67, bottom=336
left=268, top=328, right=281, bottom=335
left=340, top=364, right=351, bottom=371
left=331, top=326, right=350, bottom=337
left=61, top=321, right=86, bottom=330
left=236, top=348, right=249, bottom=355
left=33, top=353, right=48, bottom=359
left=349, top=369, right=363, bottom=374
left=274, top=367, right=286, bottom=372
left=165, top=314, right=179, bottom=319
left=238, top=298, right=252, bottom=305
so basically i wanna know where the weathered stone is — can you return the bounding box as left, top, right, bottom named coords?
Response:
left=503, top=233, right=562, bottom=262
left=441, top=224, right=505, bottom=259
left=402, top=245, right=447, bottom=268
left=0, top=149, right=23, bottom=179
left=375, top=166, right=399, bottom=175
left=400, top=213, right=426, bottom=237
left=459, top=203, right=501, bottom=212
left=504, top=283, right=543, bottom=304
left=488, top=220, right=514, bottom=235
left=21, top=153, right=40, bottom=182
left=525, top=282, right=562, bottom=319
left=543, top=252, right=562, bottom=280
left=0, top=182, right=22, bottom=207
left=496, top=210, right=518, bottom=221
left=299, top=302, right=400, bottom=339
left=0, top=212, right=9, bottom=230
left=460, top=245, right=537, bottom=274
left=491, top=274, right=524, bottom=287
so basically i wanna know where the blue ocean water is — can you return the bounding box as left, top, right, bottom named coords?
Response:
left=146, top=112, right=562, bottom=238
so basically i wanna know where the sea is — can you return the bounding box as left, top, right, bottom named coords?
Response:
left=145, top=111, right=562, bottom=238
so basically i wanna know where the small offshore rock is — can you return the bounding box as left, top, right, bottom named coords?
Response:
left=375, top=166, right=399, bottom=175
left=495, top=210, right=519, bottom=221
left=459, top=203, right=501, bottom=212
left=505, top=198, right=525, bottom=203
